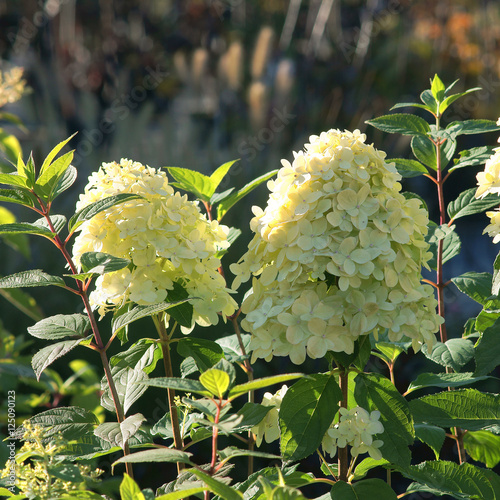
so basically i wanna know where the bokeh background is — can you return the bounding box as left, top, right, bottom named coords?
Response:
left=1, top=0, right=500, bottom=496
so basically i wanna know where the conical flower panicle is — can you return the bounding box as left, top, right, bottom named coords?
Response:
left=231, top=129, right=443, bottom=364
left=73, top=159, right=237, bottom=328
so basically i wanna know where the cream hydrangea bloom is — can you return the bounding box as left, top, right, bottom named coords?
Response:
left=232, top=129, right=443, bottom=363
left=72, top=159, right=237, bottom=327
left=475, top=118, right=500, bottom=242
left=251, top=385, right=288, bottom=447
left=321, top=406, right=384, bottom=460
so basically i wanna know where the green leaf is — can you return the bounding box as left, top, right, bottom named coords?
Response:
left=0, top=130, right=22, bottom=165
left=35, top=150, right=74, bottom=201
left=94, top=413, right=146, bottom=450
left=227, top=373, right=303, bottom=401
left=177, top=338, right=224, bottom=373
left=409, top=389, right=500, bottom=431
left=110, top=339, right=161, bottom=375
left=22, top=406, right=99, bottom=440
left=373, top=341, right=410, bottom=365
left=351, top=458, right=390, bottom=481
left=387, top=158, right=428, bottom=178
left=0, top=172, right=28, bottom=188
left=474, top=317, right=500, bottom=376
left=218, top=446, right=279, bottom=463
left=423, top=339, right=474, bottom=372
left=280, top=374, right=342, bottom=462
left=210, top=159, right=239, bottom=190
left=0, top=285, right=43, bottom=321
left=354, top=372, right=414, bottom=467
left=452, top=272, right=495, bottom=306
left=18, top=152, right=35, bottom=187
left=80, top=251, right=130, bottom=274
left=165, top=281, right=193, bottom=328
left=216, top=333, right=251, bottom=364
left=450, top=145, right=496, bottom=172
left=493, top=251, right=500, bottom=296
left=111, top=301, right=190, bottom=335
left=0, top=187, right=35, bottom=207
left=189, top=469, right=243, bottom=500
left=119, top=474, right=146, bottom=500
left=446, top=119, right=500, bottom=136
left=28, top=313, right=90, bottom=340
left=407, top=372, right=493, bottom=394
left=34, top=214, right=67, bottom=234
left=166, top=167, right=214, bottom=202
left=0, top=222, right=55, bottom=238
left=366, top=113, right=430, bottom=136
left=52, top=165, right=77, bottom=199
left=411, top=135, right=436, bottom=170
left=138, top=377, right=211, bottom=397
left=463, top=430, right=500, bottom=468
left=39, top=134, right=76, bottom=177
left=100, top=365, right=149, bottom=414
left=330, top=479, right=397, bottom=500
left=390, top=101, right=435, bottom=114
left=32, top=336, right=92, bottom=380
left=424, top=222, right=461, bottom=270
left=68, top=193, right=142, bottom=233
left=399, top=461, right=495, bottom=500
left=448, top=188, right=500, bottom=222
left=0, top=269, right=66, bottom=289
left=420, top=89, right=438, bottom=114
left=199, top=369, right=230, bottom=398
left=414, top=424, right=445, bottom=460
left=217, top=169, right=278, bottom=221
left=156, top=488, right=207, bottom=500
left=431, top=74, right=446, bottom=102
left=227, top=402, right=274, bottom=433
left=439, top=88, right=481, bottom=115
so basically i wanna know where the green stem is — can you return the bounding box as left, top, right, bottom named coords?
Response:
left=154, top=315, right=185, bottom=473
left=337, top=367, right=349, bottom=482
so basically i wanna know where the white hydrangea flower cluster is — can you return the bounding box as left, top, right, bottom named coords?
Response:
left=72, top=159, right=237, bottom=327
left=231, top=129, right=443, bottom=364
left=322, top=406, right=384, bottom=460
left=251, top=385, right=288, bottom=447
left=475, top=118, right=500, bottom=243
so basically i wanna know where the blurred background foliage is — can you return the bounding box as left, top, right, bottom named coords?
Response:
left=1, top=0, right=500, bottom=489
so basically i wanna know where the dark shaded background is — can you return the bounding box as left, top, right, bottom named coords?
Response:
left=1, top=0, right=500, bottom=497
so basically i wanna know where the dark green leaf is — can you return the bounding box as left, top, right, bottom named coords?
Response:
left=0, top=187, right=35, bottom=207
left=414, top=424, right=446, bottom=460
left=390, top=101, right=434, bottom=113
left=330, top=479, right=397, bottom=500
left=447, top=119, right=500, bottom=136
left=218, top=446, right=279, bottom=463
left=474, top=316, right=500, bottom=376
left=68, top=193, right=142, bottom=233
left=80, top=251, right=130, bottom=274
left=463, top=430, right=500, bottom=468
left=217, top=170, right=278, bottom=221
left=410, top=134, right=437, bottom=170
left=351, top=458, right=390, bottom=481
left=189, top=469, right=243, bottom=500
left=110, top=339, right=161, bottom=375
left=452, top=272, right=495, bottom=306
left=493, top=250, right=500, bottom=296
left=177, top=338, right=224, bottom=372
left=450, top=146, right=496, bottom=172
left=387, top=158, right=427, bottom=178
left=0, top=222, right=55, bottom=238
left=33, top=214, right=67, bottom=234
left=425, top=222, right=461, bottom=270
left=409, top=389, right=500, bottom=431
left=111, top=300, right=190, bottom=335
left=94, top=413, right=146, bottom=450
left=215, top=333, right=251, bottom=363
left=138, top=377, right=211, bottom=397
left=420, top=89, right=438, bottom=114
left=52, top=165, right=77, bottom=199
left=366, top=114, right=430, bottom=136
left=165, top=281, right=193, bottom=328
left=423, top=339, right=474, bottom=372
left=28, top=313, right=90, bottom=340
left=399, top=461, right=495, bottom=500
left=448, top=188, right=500, bottom=222
left=32, top=336, right=92, bottom=380
left=354, top=372, right=414, bottom=467
left=21, top=406, right=99, bottom=440
left=407, top=372, right=493, bottom=394
left=280, top=374, right=342, bottom=462
left=0, top=269, right=66, bottom=288
left=227, top=402, right=274, bottom=433
left=166, top=167, right=214, bottom=202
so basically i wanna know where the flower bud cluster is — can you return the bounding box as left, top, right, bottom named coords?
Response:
left=73, top=159, right=237, bottom=327
left=252, top=385, right=288, bottom=447
left=231, top=129, right=442, bottom=364
left=475, top=118, right=500, bottom=242
left=322, top=406, right=384, bottom=460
